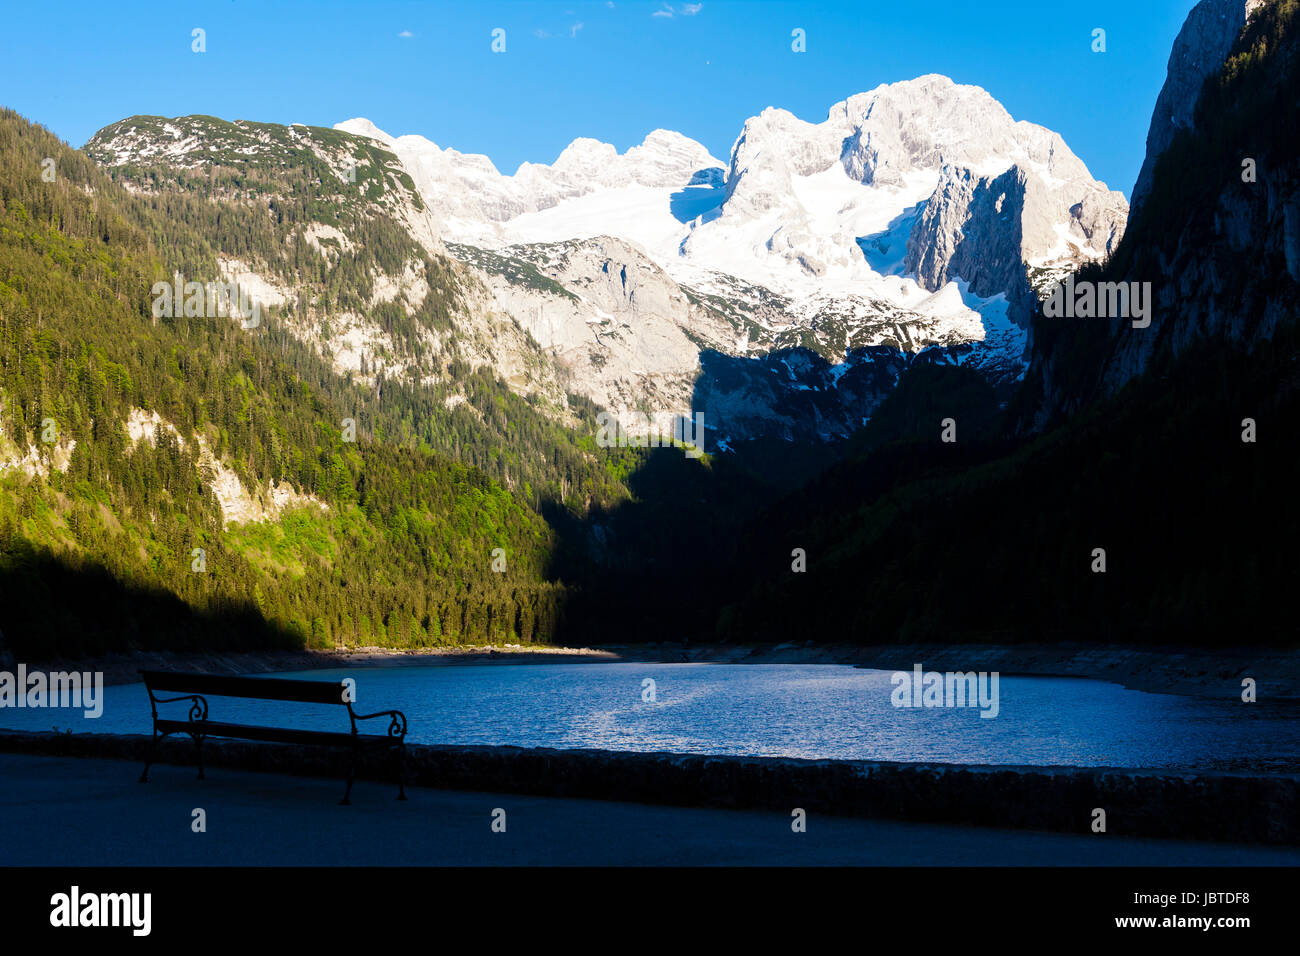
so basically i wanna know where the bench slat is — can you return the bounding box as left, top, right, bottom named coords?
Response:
left=141, top=670, right=349, bottom=705
left=155, top=720, right=398, bottom=748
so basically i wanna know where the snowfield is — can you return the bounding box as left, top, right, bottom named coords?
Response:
left=337, top=74, right=1125, bottom=387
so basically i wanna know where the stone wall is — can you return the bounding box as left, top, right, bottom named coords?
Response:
left=2, top=729, right=1294, bottom=845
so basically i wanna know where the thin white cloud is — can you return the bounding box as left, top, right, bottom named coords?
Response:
left=570, top=22, right=584, bottom=38
left=654, top=4, right=701, bottom=18
left=398, top=29, right=414, bottom=38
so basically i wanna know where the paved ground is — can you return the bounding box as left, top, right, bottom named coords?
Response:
left=2, top=753, right=1298, bottom=866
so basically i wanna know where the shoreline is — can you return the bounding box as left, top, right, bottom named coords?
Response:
left=20, top=640, right=1300, bottom=699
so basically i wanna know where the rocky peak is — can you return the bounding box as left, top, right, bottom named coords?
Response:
left=335, top=116, right=395, bottom=145
left=1130, top=0, right=1267, bottom=211
left=1021, top=0, right=1297, bottom=430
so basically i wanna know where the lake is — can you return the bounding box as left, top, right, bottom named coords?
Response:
left=2, top=662, right=1296, bottom=772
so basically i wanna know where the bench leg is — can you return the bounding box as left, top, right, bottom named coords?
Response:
left=341, top=750, right=357, bottom=806
left=139, top=731, right=162, bottom=783
left=396, top=743, right=408, bottom=801
left=191, top=732, right=205, bottom=781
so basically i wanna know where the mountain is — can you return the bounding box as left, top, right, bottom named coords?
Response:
left=12, top=12, right=1275, bottom=661
left=328, top=76, right=1125, bottom=443
left=704, top=0, right=1300, bottom=647
left=697, top=75, right=1126, bottom=306
left=339, top=76, right=1125, bottom=307
left=1021, top=0, right=1291, bottom=427
left=1131, top=0, right=1267, bottom=213
left=0, top=108, right=657, bottom=660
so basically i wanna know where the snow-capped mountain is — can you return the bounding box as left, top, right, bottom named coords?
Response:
left=335, top=117, right=724, bottom=235
left=342, top=76, right=1124, bottom=314
left=83, top=76, right=1126, bottom=450
left=333, top=75, right=1126, bottom=443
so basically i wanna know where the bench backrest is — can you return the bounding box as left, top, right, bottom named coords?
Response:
left=140, top=670, right=350, bottom=706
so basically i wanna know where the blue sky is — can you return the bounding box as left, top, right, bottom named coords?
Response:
left=1, top=0, right=1199, bottom=197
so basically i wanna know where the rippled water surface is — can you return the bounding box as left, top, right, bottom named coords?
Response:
left=3, top=663, right=1296, bottom=772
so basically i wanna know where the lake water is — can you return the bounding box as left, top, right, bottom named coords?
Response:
left=3, top=662, right=1296, bottom=772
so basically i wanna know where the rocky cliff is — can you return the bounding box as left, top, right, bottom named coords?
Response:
left=1131, top=0, right=1268, bottom=213
left=1021, top=0, right=1295, bottom=429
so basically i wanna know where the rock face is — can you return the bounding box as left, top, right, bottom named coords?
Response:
left=841, top=75, right=1063, bottom=186
left=1131, top=0, right=1267, bottom=213
left=907, top=166, right=1035, bottom=313
left=1022, top=0, right=1294, bottom=429
left=906, top=162, right=1127, bottom=324
left=456, top=236, right=739, bottom=423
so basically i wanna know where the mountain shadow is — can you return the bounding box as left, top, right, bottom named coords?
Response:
left=668, top=167, right=726, bottom=224
left=0, top=546, right=305, bottom=662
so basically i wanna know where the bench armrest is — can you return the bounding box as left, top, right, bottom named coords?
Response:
left=147, top=693, right=208, bottom=723
left=350, top=709, right=407, bottom=739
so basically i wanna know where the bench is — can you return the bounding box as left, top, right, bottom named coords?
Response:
left=138, top=670, right=408, bottom=804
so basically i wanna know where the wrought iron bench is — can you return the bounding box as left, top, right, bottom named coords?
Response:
left=138, top=670, right=407, bottom=804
